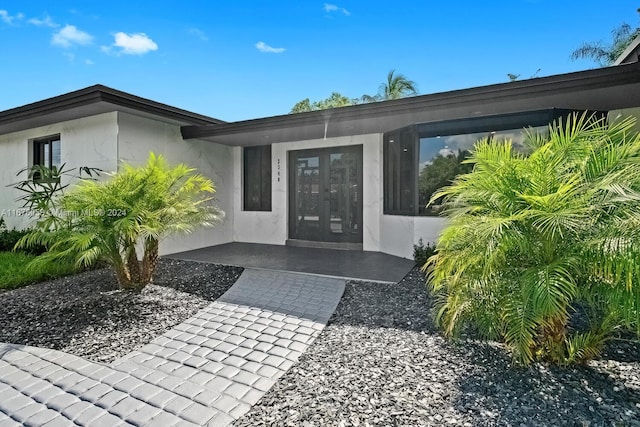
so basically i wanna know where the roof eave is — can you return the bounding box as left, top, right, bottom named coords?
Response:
left=0, top=84, right=224, bottom=131
left=182, top=62, right=640, bottom=140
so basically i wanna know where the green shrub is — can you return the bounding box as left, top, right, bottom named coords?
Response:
left=18, top=153, right=223, bottom=290
left=427, top=112, right=640, bottom=365
left=0, top=251, right=75, bottom=289
left=413, top=238, right=436, bottom=269
left=0, top=218, right=46, bottom=255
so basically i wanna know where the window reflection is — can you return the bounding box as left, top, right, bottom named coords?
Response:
left=419, top=126, right=546, bottom=215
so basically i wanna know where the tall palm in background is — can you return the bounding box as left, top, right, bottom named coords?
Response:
left=361, top=69, right=418, bottom=102
left=379, top=69, right=419, bottom=100
left=571, top=9, right=640, bottom=66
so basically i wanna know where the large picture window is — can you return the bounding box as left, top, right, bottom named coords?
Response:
left=384, top=110, right=584, bottom=216
left=243, top=145, right=272, bottom=211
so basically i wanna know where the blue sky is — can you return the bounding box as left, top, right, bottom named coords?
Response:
left=0, top=1, right=637, bottom=122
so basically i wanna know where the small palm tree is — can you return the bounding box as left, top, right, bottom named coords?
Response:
left=427, top=113, right=640, bottom=365
left=19, top=153, right=223, bottom=289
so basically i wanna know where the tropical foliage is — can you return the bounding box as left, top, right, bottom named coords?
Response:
left=362, top=69, right=418, bottom=101
left=17, top=153, right=223, bottom=289
left=289, top=69, right=418, bottom=113
left=290, top=92, right=356, bottom=113
left=571, top=9, right=640, bottom=66
left=12, top=163, right=101, bottom=231
left=0, top=251, right=76, bottom=290
left=419, top=150, right=472, bottom=215
left=426, top=113, right=640, bottom=365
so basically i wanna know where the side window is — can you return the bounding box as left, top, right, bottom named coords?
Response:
left=32, top=135, right=61, bottom=181
left=243, top=145, right=272, bottom=211
left=383, top=126, right=418, bottom=215
left=33, top=135, right=61, bottom=170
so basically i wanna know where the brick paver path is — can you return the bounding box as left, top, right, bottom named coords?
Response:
left=0, top=269, right=345, bottom=426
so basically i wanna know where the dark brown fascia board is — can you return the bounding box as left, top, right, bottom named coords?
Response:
left=182, top=61, right=640, bottom=139
left=615, top=34, right=640, bottom=65
left=0, top=84, right=224, bottom=127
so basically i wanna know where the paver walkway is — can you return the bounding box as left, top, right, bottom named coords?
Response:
left=0, top=269, right=345, bottom=426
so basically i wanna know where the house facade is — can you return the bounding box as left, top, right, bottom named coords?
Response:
left=1, top=62, right=640, bottom=259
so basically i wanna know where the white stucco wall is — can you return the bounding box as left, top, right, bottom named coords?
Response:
left=0, top=112, right=119, bottom=230
left=232, top=134, right=384, bottom=251
left=115, top=112, right=234, bottom=255
left=231, top=133, right=447, bottom=259
left=609, top=107, right=640, bottom=133
left=379, top=215, right=446, bottom=259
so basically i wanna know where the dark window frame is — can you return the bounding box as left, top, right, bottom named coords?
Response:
left=383, top=109, right=599, bottom=216
left=243, top=145, right=272, bottom=211
left=33, top=134, right=61, bottom=169
left=32, top=134, right=61, bottom=182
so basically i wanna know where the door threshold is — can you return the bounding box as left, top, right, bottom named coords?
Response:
left=286, top=239, right=363, bottom=251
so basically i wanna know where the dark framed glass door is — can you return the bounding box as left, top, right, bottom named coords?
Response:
left=289, top=145, right=363, bottom=243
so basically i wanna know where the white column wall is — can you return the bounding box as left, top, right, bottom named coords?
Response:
left=379, top=216, right=446, bottom=259
left=609, top=107, right=640, bottom=133
left=115, top=112, right=234, bottom=255
left=0, top=112, right=119, bottom=230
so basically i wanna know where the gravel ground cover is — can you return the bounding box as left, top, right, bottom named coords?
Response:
left=235, top=268, right=640, bottom=427
left=0, top=259, right=242, bottom=363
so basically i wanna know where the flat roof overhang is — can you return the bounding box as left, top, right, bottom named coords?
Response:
left=182, top=62, right=640, bottom=146
left=0, top=85, right=224, bottom=135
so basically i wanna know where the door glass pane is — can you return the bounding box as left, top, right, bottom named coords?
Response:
left=329, top=152, right=359, bottom=237
left=293, top=155, right=320, bottom=240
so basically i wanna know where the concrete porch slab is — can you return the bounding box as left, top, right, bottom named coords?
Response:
left=166, top=242, right=416, bottom=283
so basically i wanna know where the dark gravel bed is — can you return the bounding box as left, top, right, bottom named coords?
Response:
left=235, top=267, right=640, bottom=427
left=0, top=259, right=242, bottom=363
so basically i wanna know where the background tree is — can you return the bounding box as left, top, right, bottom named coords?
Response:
left=571, top=9, right=640, bottom=66
left=289, top=92, right=355, bottom=113
left=419, top=150, right=472, bottom=214
left=290, top=69, right=418, bottom=113
left=290, top=98, right=313, bottom=113
left=377, top=69, right=418, bottom=100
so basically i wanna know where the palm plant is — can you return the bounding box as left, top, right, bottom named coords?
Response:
left=18, top=153, right=222, bottom=289
left=571, top=16, right=640, bottom=66
left=360, top=70, right=418, bottom=102
left=426, top=113, right=640, bottom=365
left=379, top=69, right=418, bottom=100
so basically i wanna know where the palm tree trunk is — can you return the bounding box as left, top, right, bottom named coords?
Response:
left=126, top=245, right=141, bottom=286
left=539, top=315, right=568, bottom=363
left=141, top=238, right=159, bottom=285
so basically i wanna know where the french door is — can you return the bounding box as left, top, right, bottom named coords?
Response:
left=289, top=145, right=363, bottom=243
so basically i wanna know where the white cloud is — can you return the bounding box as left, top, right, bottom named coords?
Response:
left=0, top=10, right=23, bottom=25
left=63, top=52, right=75, bottom=62
left=255, top=41, right=285, bottom=54
left=28, top=15, right=58, bottom=27
left=52, top=24, right=93, bottom=48
left=323, top=3, right=350, bottom=16
left=111, top=32, right=158, bottom=55
left=84, top=59, right=94, bottom=65
left=188, top=27, right=208, bottom=41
